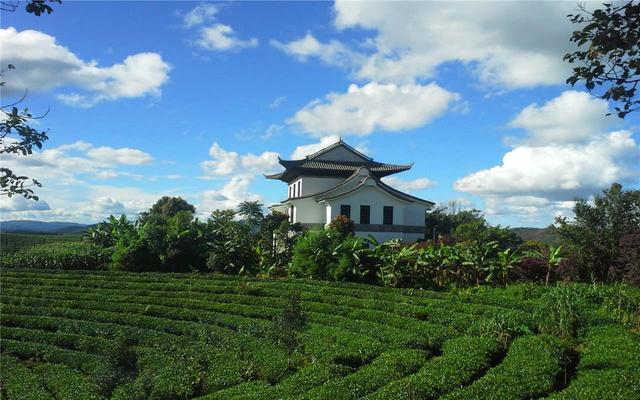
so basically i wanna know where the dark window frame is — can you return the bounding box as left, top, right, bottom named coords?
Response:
left=360, top=205, right=370, bottom=224
left=383, top=206, right=393, bottom=225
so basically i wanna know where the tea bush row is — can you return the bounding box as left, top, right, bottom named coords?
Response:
left=366, top=336, right=502, bottom=400
left=1, top=242, right=113, bottom=270
left=547, top=325, right=640, bottom=400
left=441, top=335, right=570, bottom=400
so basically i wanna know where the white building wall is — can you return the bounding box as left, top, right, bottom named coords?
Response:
left=299, top=176, right=343, bottom=196
left=325, top=185, right=407, bottom=225
left=290, top=197, right=325, bottom=224
left=403, top=203, right=430, bottom=227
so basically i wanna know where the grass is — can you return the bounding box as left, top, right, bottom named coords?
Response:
left=1, top=269, right=639, bottom=400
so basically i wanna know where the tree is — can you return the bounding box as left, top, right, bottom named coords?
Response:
left=555, top=183, right=640, bottom=282
left=237, top=200, right=264, bottom=232
left=1, top=0, right=61, bottom=200
left=138, top=196, right=196, bottom=224
left=564, top=1, right=640, bottom=118
left=0, top=91, right=49, bottom=200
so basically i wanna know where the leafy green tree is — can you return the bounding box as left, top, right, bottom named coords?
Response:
left=85, top=214, right=136, bottom=248
left=257, top=212, right=305, bottom=275
left=564, top=1, right=640, bottom=118
left=138, top=196, right=196, bottom=224
left=555, top=183, right=640, bottom=282
left=206, top=209, right=258, bottom=275
left=237, top=200, right=264, bottom=232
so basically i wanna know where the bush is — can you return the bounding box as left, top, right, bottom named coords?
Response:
left=2, top=242, right=113, bottom=270
left=289, top=230, right=373, bottom=282
left=442, top=335, right=570, bottom=400
left=512, top=257, right=549, bottom=283
left=111, top=237, right=161, bottom=272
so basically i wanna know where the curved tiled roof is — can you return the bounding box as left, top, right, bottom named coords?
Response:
left=265, top=140, right=412, bottom=182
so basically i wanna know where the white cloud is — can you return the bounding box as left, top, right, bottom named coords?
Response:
left=455, top=91, right=640, bottom=222
left=288, top=82, right=459, bottom=137
left=455, top=131, right=639, bottom=199
left=382, top=176, right=435, bottom=193
left=269, top=96, right=287, bottom=109
left=289, top=136, right=370, bottom=160
left=87, top=147, right=153, bottom=165
left=2, top=141, right=155, bottom=186
left=0, top=196, right=51, bottom=212
left=1, top=28, right=171, bottom=106
left=199, top=175, right=262, bottom=216
left=200, top=142, right=280, bottom=177
left=271, top=33, right=361, bottom=69
left=508, top=91, right=613, bottom=145
left=195, top=24, right=258, bottom=51
left=331, top=1, right=576, bottom=88
left=182, top=3, right=218, bottom=28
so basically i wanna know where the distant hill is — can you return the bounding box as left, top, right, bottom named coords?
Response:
left=0, top=220, right=93, bottom=234
left=511, top=227, right=560, bottom=245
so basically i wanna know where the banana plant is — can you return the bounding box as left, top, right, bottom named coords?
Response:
left=490, top=248, right=524, bottom=286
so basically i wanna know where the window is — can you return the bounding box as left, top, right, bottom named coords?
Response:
left=340, top=204, right=351, bottom=219
left=288, top=186, right=292, bottom=198
left=383, top=206, right=393, bottom=225
left=360, top=205, right=370, bottom=224
left=297, top=180, right=301, bottom=197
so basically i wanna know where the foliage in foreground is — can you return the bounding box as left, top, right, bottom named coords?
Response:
left=1, top=270, right=639, bottom=400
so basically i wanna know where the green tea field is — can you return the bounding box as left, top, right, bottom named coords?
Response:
left=0, top=233, right=82, bottom=253
left=1, top=269, right=639, bottom=400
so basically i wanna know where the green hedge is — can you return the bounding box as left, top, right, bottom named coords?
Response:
left=35, top=363, right=104, bottom=400
left=1, top=242, right=113, bottom=270
left=298, top=349, right=429, bottom=400
left=0, top=355, right=54, bottom=400
left=442, top=335, right=570, bottom=400
left=366, top=336, right=502, bottom=399
left=546, top=325, right=640, bottom=400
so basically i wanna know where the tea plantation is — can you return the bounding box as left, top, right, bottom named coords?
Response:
left=2, top=269, right=639, bottom=400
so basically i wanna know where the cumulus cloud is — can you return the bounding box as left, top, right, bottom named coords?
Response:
left=182, top=3, right=218, bottom=28
left=455, top=90, right=640, bottom=222
left=200, top=142, right=279, bottom=177
left=382, top=176, right=435, bottom=193
left=288, top=82, right=458, bottom=137
left=1, top=28, right=171, bottom=107
left=0, top=196, right=51, bottom=212
left=330, top=1, right=575, bottom=88
left=199, top=175, right=262, bottom=215
left=289, top=135, right=369, bottom=160
left=1, top=141, right=155, bottom=186
left=195, top=24, right=258, bottom=51
left=87, top=147, right=153, bottom=165
left=271, top=33, right=361, bottom=69
left=508, top=91, right=613, bottom=145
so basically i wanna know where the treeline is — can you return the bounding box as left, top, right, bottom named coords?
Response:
left=4, top=184, right=639, bottom=288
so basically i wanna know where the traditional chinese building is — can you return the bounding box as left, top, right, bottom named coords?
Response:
left=266, top=140, right=434, bottom=242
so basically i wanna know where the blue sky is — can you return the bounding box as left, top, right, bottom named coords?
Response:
left=1, top=1, right=639, bottom=227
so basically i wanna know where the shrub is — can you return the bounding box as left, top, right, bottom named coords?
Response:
left=512, top=257, right=549, bottom=283
left=367, top=336, right=502, bottom=400
left=111, top=237, right=161, bottom=272
left=2, top=242, right=113, bottom=270
left=442, top=335, right=570, bottom=400
left=289, top=230, right=372, bottom=282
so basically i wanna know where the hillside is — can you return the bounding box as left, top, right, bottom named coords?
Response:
left=2, top=269, right=638, bottom=400
left=0, top=220, right=93, bottom=234
left=511, top=226, right=560, bottom=244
